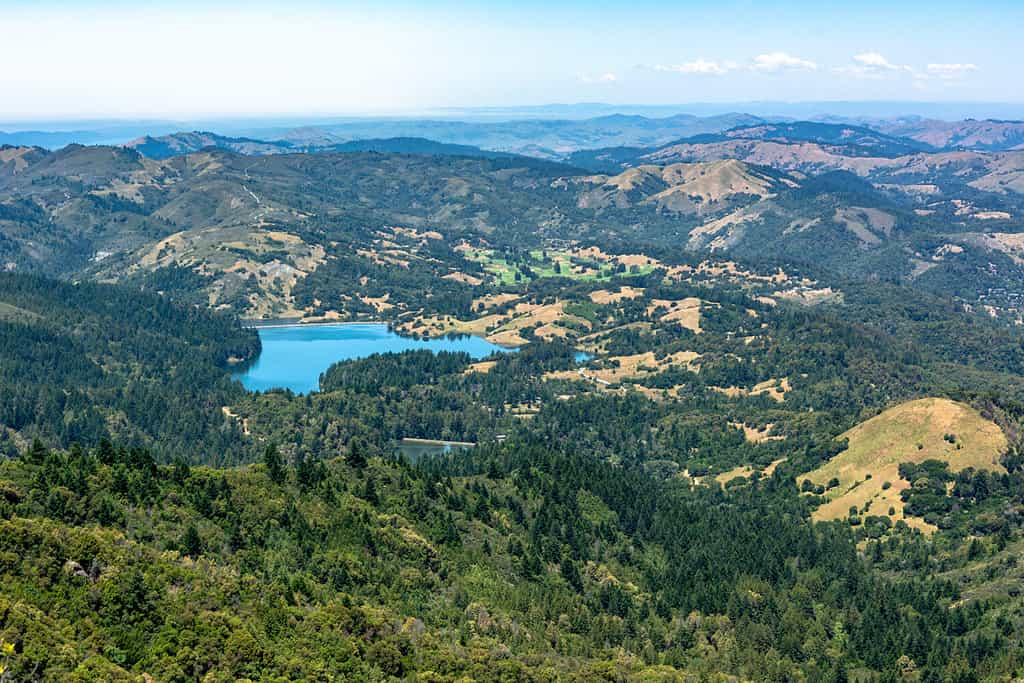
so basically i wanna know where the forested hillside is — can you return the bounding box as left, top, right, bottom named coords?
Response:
left=0, top=273, right=257, bottom=463
left=3, top=261, right=1024, bottom=678
left=4, top=424, right=1024, bottom=681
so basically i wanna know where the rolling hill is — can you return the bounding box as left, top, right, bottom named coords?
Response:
left=126, top=132, right=297, bottom=158
left=567, top=121, right=1024, bottom=199
left=3, top=140, right=1024, bottom=322
left=800, top=397, right=1008, bottom=531
left=562, top=159, right=792, bottom=214
left=680, top=121, right=931, bottom=156
left=0, top=271, right=258, bottom=461
left=0, top=145, right=590, bottom=316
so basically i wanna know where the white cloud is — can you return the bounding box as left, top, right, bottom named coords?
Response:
left=653, top=51, right=979, bottom=83
left=654, top=53, right=816, bottom=76
left=927, top=63, right=979, bottom=79
left=654, top=59, right=733, bottom=76
left=751, top=52, right=817, bottom=72
left=835, top=52, right=912, bottom=79
left=854, top=52, right=904, bottom=70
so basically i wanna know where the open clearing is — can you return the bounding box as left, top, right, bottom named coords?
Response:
left=395, top=300, right=590, bottom=347
left=0, top=301, right=41, bottom=323
left=457, top=244, right=657, bottom=286
left=712, top=377, right=791, bottom=402
left=715, top=457, right=787, bottom=486
left=544, top=350, right=700, bottom=387
left=730, top=422, right=785, bottom=444
left=589, top=286, right=645, bottom=305
left=646, top=297, right=703, bottom=333
left=800, top=397, right=1008, bottom=531
left=465, top=360, right=498, bottom=374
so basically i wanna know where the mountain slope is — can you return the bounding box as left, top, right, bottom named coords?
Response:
left=687, top=121, right=931, bottom=156
left=127, top=131, right=297, bottom=158
left=4, top=142, right=1024, bottom=321
left=567, top=121, right=1024, bottom=202
left=564, top=159, right=793, bottom=214
left=0, top=145, right=584, bottom=314
left=874, top=118, right=1024, bottom=151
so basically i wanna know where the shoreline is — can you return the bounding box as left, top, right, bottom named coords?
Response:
left=242, top=318, right=386, bottom=330
left=240, top=318, right=525, bottom=351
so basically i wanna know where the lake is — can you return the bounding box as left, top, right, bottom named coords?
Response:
left=233, top=323, right=513, bottom=394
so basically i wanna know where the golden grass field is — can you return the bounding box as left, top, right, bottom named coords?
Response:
left=711, top=377, right=791, bottom=402
left=646, top=297, right=703, bottom=333
left=729, top=421, right=785, bottom=444
left=801, top=397, right=1008, bottom=532
left=715, top=457, right=788, bottom=486
left=544, top=350, right=701, bottom=387
left=589, top=286, right=645, bottom=305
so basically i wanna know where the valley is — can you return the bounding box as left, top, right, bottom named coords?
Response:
left=5, top=111, right=1024, bottom=681
left=6, top=0, right=1024, bottom=674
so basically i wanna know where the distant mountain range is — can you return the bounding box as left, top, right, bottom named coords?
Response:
left=7, top=112, right=1024, bottom=162
left=568, top=121, right=1024, bottom=188
left=125, top=133, right=523, bottom=161
left=2, top=113, right=764, bottom=156
left=118, top=113, right=765, bottom=160
left=123, top=117, right=1024, bottom=167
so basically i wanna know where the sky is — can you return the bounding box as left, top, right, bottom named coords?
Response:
left=2, top=0, right=1022, bottom=118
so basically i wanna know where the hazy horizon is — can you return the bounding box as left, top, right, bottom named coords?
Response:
left=4, top=100, right=1024, bottom=131
left=3, top=0, right=1021, bottom=119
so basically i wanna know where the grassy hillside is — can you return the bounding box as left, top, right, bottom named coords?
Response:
left=801, top=398, right=1008, bottom=530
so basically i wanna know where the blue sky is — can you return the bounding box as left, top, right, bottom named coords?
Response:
left=2, top=0, right=1021, bottom=117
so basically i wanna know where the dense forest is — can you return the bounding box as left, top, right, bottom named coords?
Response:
left=0, top=273, right=258, bottom=464
left=4, top=431, right=1024, bottom=681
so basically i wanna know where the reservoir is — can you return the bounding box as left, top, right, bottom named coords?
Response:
left=233, top=323, right=513, bottom=394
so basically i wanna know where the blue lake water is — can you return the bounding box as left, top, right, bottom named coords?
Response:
left=233, top=323, right=513, bottom=394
